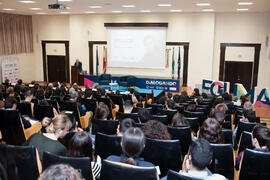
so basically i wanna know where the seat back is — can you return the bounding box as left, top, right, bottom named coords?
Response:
left=80, top=98, right=97, bottom=115
left=175, top=105, right=185, bottom=114
left=61, top=101, right=81, bottom=127
left=95, top=133, right=122, bottom=159
left=167, top=170, right=203, bottom=180
left=208, top=144, right=234, bottom=180
left=0, top=144, right=40, bottom=180
left=222, top=121, right=232, bottom=130
left=34, top=104, right=54, bottom=121
left=167, top=126, right=191, bottom=156
left=239, top=149, right=270, bottom=180
left=100, top=160, right=158, bottom=180
left=17, top=102, right=33, bottom=118
left=236, top=121, right=257, bottom=142
left=222, top=129, right=233, bottom=144
left=147, top=103, right=163, bottom=115
left=160, top=109, right=178, bottom=125
left=142, top=138, right=182, bottom=177
left=0, top=110, right=26, bottom=145
left=92, top=119, right=118, bottom=135
left=151, top=114, right=168, bottom=125
left=43, top=152, right=94, bottom=180
left=184, top=111, right=205, bottom=126
left=47, top=99, right=59, bottom=112
left=110, top=95, right=124, bottom=112
left=116, top=112, right=139, bottom=123
left=185, top=117, right=200, bottom=134
left=237, top=131, right=253, bottom=154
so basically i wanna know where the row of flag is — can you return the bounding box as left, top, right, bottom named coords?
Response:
left=95, top=46, right=181, bottom=80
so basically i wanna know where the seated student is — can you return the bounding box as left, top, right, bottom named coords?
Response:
left=107, top=127, right=155, bottom=167
left=215, top=103, right=228, bottom=114
left=94, top=103, right=109, bottom=120
left=192, top=88, right=200, bottom=97
left=22, top=90, right=34, bottom=103
left=173, top=94, right=181, bottom=105
left=166, top=99, right=176, bottom=110
left=161, top=139, right=226, bottom=180
left=137, top=108, right=151, bottom=123
left=23, top=114, right=72, bottom=162
left=243, top=101, right=253, bottom=111
left=185, top=103, right=197, bottom=112
left=213, top=110, right=226, bottom=127
left=117, top=118, right=136, bottom=136
left=235, top=125, right=270, bottom=169
left=199, top=118, right=225, bottom=144
left=123, top=100, right=134, bottom=113
left=141, top=120, right=171, bottom=140
left=171, top=113, right=190, bottom=127
left=99, top=87, right=115, bottom=109
left=167, top=92, right=173, bottom=100
left=40, top=99, right=58, bottom=117
left=38, top=164, right=83, bottom=180
left=66, top=131, right=101, bottom=179
left=68, top=91, right=86, bottom=116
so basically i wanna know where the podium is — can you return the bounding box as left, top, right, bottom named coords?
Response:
left=71, top=66, right=84, bottom=85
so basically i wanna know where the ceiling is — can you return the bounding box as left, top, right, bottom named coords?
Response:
left=0, top=0, right=269, bottom=15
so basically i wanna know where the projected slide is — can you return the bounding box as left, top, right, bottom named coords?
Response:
left=107, top=27, right=166, bottom=69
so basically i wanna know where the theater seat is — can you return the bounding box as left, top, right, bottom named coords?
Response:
left=167, top=170, right=203, bottom=180
left=118, top=76, right=137, bottom=87
left=99, top=74, right=112, bottom=85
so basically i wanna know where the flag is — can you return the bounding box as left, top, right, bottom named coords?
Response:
left=172, top=47, right=175, bottom=79
left=177, top=47, right=181, bottom=80
left=103, top=46, right=107, bottom=74
left=96, top=46, right=99, bottom=75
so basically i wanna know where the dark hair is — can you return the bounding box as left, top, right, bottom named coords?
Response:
left=156, top=96, right=166, bottom=105
left=128, top=88, right=135, bottom=94
left=121, top=127, right=145, bottom=166
left=45, top=90, right=53, bottom=99
left=186, top=104, right=197, bottom=112
left=171, top=113, right=190, bottom=127
left=137, top=108, right=151, bottom=123
left=66, top=131, right=92, bottom=158
left=199, top=118, right=224, bottom=144
left=99, top=87, right=106, bottom=96
left=189, top=139, right=213, bottom=170
left=94, top=103, right=109, bottom=120
left=252, top=125, right=270, bottom=149
left=222, top=92, right=231, bottom=101
left=24, top=90, right=33, bottom=98
left=4, top=96, right=17, bottom=109
left=214, top=111, right=225, bottom=125
left=240, top=95, right=247, bottom=105
left=124, top=100, right=133, bottom=110
left=84, top=88, right=92, bottom=98
left=167, top=99, right=176, bottom=109
left=193, top=88, right=200, bottom=96
left=215, top=103, right=228, bottom=114
left=167, top=92, right=172, bottom=99
left=120, top=118, right=136, bottom=134
left=201, top=93, right=208, bottom=99
left=243, top=110, right=256, bottom=122
left=181, top=91, right=188, bottom=97
left=141, top=120, right=171, bottom=140
left=40, top=99, right=49, bottom=106
left=17, top=79, right=22, bottom=85
left=173, top=95, right=180, bottom=103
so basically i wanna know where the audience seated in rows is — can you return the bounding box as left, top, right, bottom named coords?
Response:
left=94, top=103, right=109, bottom=120
left=107, top=127, right=155, bottom=167
left=137, top=108, right=151, bottom=123
left=141, top=120, right=171, bottom=140
left=171, top=113, right=190, bottom=127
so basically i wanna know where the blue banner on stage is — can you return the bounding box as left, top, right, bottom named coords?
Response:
left=84, top=75, right=180, bottom=92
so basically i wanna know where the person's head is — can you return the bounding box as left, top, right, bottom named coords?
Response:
left=124, top=100, right=133, bottom=113
left=188, top=139, right=213, bottom=170
left=199, top=118, right=224, bottom=144
left=240, top=95, right=247, bottom=105
left=137, top=108, right=151, bottom=123
left=252, top=125, right=270, bottom=149
left=181, top=91, right=188, bottom=97
left=121, top=127, right=145, bottom=166
left=38, top=164, right=83, bottom=180
left=171, top=113, right=190, bottom=127
left=201, top=93, right=208, bottom=99
left=214, top=110, right=225, bottom=126
left=40, top=99, right=49, bottom=106
left=94, top=103, right=109, bottom=120
left=243, top=110, right=256, bottom=122
left=215, top=103, right=228, bottom=114
left=186, top=103, right=197, bottom=112
left=193, top=88, right=200, bottom=96
left=36, top=87, right=45, bottom=96
left=70, top=91, right=78, bottom=101
left=0, top=100, right=5, bottom=110
left=167, top=92, right=172, bottom=99
left=141, top=120, right=171, bottom=140
left=24, top=90, right=34, bottom=100
left=84, top=88, right=92, bottom=98
left=4, top=96, right=17, bottom=110
left=173, top=95, right=180, bottom=104
left=99, top=87, right=106, bottom=96
left=6, top=87, right=14, bottom=95
left=166, top=99, right=176, bottom=109
left=156, top=96, right=166, bottom=105
left=222, top=92, right=231, bottom=101
left=243, top=101, right=252, bottom=111
left=45, top=114, right=72, bottom=138
left=45, top=90, right=53, bottom=99
left=17, top=79, right=22, bottom=85
left=67, top=131, right=92, bottom=158
left=76, top=59, right=79, bottom=63
left=118, top=118, right=136, bottom=136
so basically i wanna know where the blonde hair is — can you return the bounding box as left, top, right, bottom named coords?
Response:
left=44, top=114, right=72, bottom=134
left=6, top=87, right=14, bottom=95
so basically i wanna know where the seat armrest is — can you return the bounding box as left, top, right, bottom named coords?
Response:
left=112, top=105, right=119, bottom=119
left=24, top=122, right=42, bottom=139
left=80, top=111, right=92, bottom=129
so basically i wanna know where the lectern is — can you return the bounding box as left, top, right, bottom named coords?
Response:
left=71, top=66, right=84, bottom=85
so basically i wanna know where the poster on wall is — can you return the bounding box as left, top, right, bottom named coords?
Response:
left=1, top=56, right=20, bottom=84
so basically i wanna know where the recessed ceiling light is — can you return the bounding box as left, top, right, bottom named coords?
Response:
left=19, top=1, right=36, bottom=3
left=89, top=6, right=102, bottom=8
left=237, top=8, right=249, bottom=11
left=140, top=10, right=151, bottom=13
left=238, top=2, right=253, bottom=5
left=158, top=4, right=172, bottom=7
left=122, top=5, right=136, bottom=8
left=60, top=11, right=70, bottom=14
left=196, top=3, right=211, bottom=6
left=36, top=12, right=47, bottom=15
left=170, top=9, right=182, bottom=12
left=84, top=11, right=95, bottom=14
left=3, top=8, right=15, bottom=11
left=202, top=9, right=214, bottom=12
left=112, top=11, right=122, bottom=13
left=58, top=0, right=72, bottom=2
left=29, top=8, right=41, bottom=10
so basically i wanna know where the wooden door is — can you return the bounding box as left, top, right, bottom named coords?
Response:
left=47, top=55, right=66, bottom=82
left=225, top=61, right=253, bottom=92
